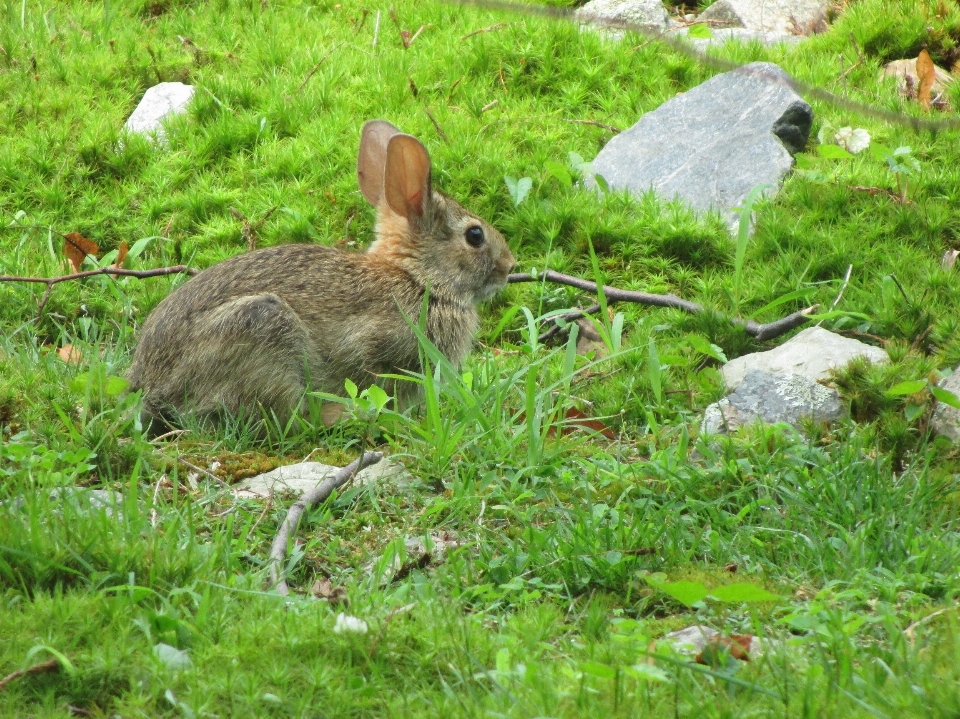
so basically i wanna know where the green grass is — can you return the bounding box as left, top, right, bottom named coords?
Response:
left=3, top=0, right=960, bottom=716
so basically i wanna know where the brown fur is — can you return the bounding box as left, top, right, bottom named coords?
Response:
left=127, top=121, right=515, bottom=428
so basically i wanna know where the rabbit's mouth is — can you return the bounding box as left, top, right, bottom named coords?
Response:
left=476, top=271, right=510, bottom=302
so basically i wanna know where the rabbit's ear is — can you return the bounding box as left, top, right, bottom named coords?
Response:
left=358, top=120, right=402, bottom=206
left=383, top=134, right=432, bottom=221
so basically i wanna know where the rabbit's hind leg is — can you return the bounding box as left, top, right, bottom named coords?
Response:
left=169, top=293, right=311, bottom=426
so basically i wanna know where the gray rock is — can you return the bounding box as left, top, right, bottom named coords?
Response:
left=698, top=0, right=830, bottom=35
left=931, top=368, right=960, bottom=442
left=575, top=0, right=673, bottom=34
left=153, top=643, right=193, bottom=671
left=123, top=82, right=195, bottom=139
left=674, top=26, right=803, bottom=47
left=234, top=458, right=410, bottom=498
left=589, top=62, right=812, bottom=234
left=664, top=625, right=765, bottom=658
left=722, top=326, right=888, bottom=392
left=701, top=369, right=844, bottom=434
left=49, top=488, right=124, bottom=519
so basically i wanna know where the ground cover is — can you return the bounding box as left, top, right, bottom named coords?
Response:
left=2, top=0, right=960, bottom=716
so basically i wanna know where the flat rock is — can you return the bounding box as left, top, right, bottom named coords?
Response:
left=123, top=82, right=195, bottom=139
left=701, top=369, right=844, bottom=434
left=664, top=625, right=764, bottom=659
left=698, top=0, right=830, bottom=35
left=575, top=0, right=673, bottom=34
left=589, top=62, right=812, bottom=234
left=931, top=368, right=960, bottom=442
left=49, top=488, right=124, bottom=519
left=722, top=326, right=888, bottom=391
left=234, top=458, right=410, bottom=499
left=675, top=26, right=803, bottom=47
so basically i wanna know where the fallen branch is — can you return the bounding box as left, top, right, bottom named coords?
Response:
left=0, top=658, right=60, bottom=692
left=0, top=265, right=199, bottom=322
left=508, top=270, right=817, bottom=342
left=268, top=452, right=384, bottom=596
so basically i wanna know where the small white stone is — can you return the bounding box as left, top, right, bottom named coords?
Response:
left=333, top=613, right=369, bottom=634
left=123, top=82, right=195, bottom=140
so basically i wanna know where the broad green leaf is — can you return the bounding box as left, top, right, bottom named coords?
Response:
left=754, top=287, right=819, bottom=317
left=594, top=173, right=610, bottom=192
left=885, top=380, right=927, bottom=397
left=931, top=386, right=960, bottom=409
left=364, top=384, right=390, bottom=412
left=817, top=144, right=854, bottom=160
left=343, top=378, right=358, bottom=399
left=709, top=582, right=780, bottom=603
left=628, top=664, right=672, bottom=683
left=686, top=334, right=728, bottom=363
left=504, top=175, right=532, bottom=207
left=605, top=551, right=622, bottom=566
left=105, top=376, right=130, bottom=396
left=655, top=580, right=708, bottom=607
left=543, top=160, right=573, bottom=189
left=905, top=403, right=925, bottom=422
left=495, top=648, right=510, bottom=674
left=687, top=22, right=713, bottom=39
left=870, top=142, right=892, bottom=161
left=580, top=661, right=617, bottom=679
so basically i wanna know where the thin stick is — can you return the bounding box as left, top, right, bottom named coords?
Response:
left=244, top=491, right=274, bottom=543
left=461, top=22, right=508, bottom=40
left=0, top=659, right=60, bottom=691
left=561, top=118, right=622, bottom=133
left=372, top=10, right=381, bottom=48
left=1, top=265, right=198, bottom=322
left=820, top=264, right=853, bottom=321
left=509, top=270, right=817, bottom=341
left=177, top=457, right=227, bottom=487
left=422, top=108, right=449, bottom=143
left=150, top=473, right=166, bottom=528
left=268, top=452, right=383, bottom=595
left=904, top=606, right=954, bottom=643
left=293, top=43, right=344, bottom=96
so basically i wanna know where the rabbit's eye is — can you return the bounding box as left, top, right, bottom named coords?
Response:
left=465, top=226, right=485, bottom=248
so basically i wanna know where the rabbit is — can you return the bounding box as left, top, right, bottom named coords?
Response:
left=127, top=119, right=516, bottom=430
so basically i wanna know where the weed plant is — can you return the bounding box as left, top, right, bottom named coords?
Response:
left=2, top=0, right=960, bottom=716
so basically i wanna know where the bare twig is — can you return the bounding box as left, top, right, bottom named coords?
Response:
left=244, top=491, right=274, bottom=543
left=177, top=457, right=227, bottom=487
left=292, top=43, right=344, bottom=96
left=904, top=606, right=954, bottom=643
left=0, top=659, right=60, bottom=691
left=422, top=108, right=449, bottom=143
left=150, top=473, right=167, bottom=528
left=268, top=452, right=384, bottom=595
left=509, top=270, right=817, bottom=341
left=0, top=265, right=198, bottom=322
left=367, top=602, right=416, bottom=656
left=481, top=100, right=499, bottom=113
left=822, top=264, right=853, bottom=318
left=229, top=206, right=279, bottom=252
left=561, top=118, right=621, bottom=133
left=461, top=22, right=509, bottom=40
left=372, top=10, right=381, bottom=47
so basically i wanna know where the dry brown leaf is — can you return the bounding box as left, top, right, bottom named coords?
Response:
left=696, top=634, right=755, bottom=664
left=916, top=49, right=936, bottom=110
left=57, top=344, right=83, bottom=364
left=113, top=241, right=129, bottom=270
left=63, top=232, right=98, bottom=274
left=311, top=577, right=347, bottom=604
left=563, top=407, right=616, bottom=440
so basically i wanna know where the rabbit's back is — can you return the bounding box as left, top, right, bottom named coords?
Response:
left=128, top=243, right=478, bottom=423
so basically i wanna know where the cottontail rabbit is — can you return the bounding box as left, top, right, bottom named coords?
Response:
left=127, top=120, right=515, bottom=428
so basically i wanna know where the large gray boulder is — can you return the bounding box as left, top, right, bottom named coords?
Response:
left=124, top=82, right=195, bottom=140
left=590, top=62, right=812, bottom=233
left=698, top=0, right=830, bottom=35
left=701, top=369, right=844, bottom=434
left=931, top=368, right=960, bottom=442
left=722, top=326, right=888, bottom=391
